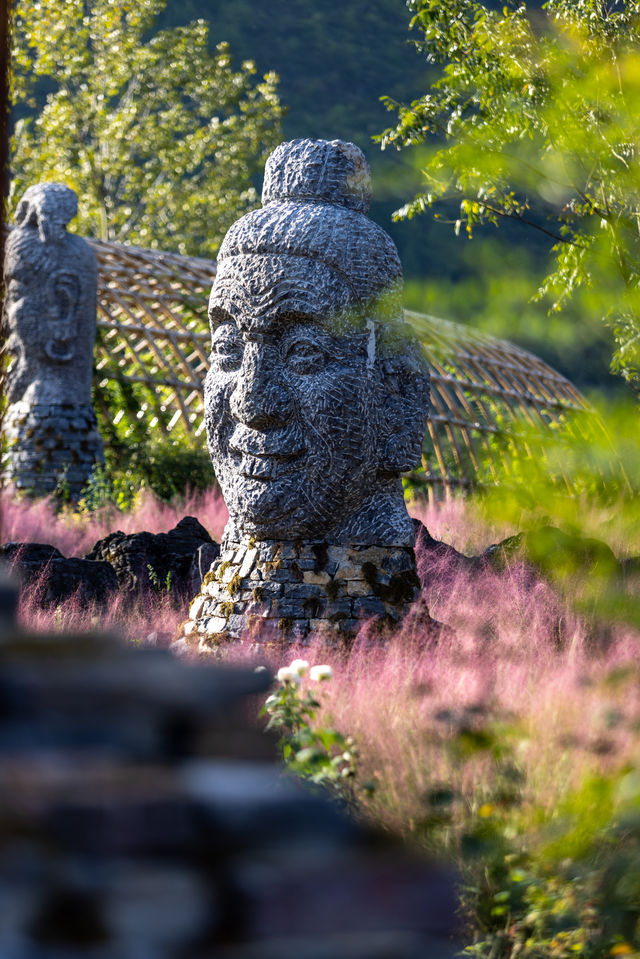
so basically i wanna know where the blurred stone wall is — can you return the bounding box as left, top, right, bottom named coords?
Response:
left=0, top=588, right=459, bottom=957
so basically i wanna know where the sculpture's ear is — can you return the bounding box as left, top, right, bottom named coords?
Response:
left=14, top=198, right=33, bottom=229
left=378, top=338, right=430, bottom=474
left=53, top=271, right=80, bottom=322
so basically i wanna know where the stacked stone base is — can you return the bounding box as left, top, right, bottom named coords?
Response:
left=177, top=534, right=421, bottom=653
left=3, top=401, right=104, bottom=498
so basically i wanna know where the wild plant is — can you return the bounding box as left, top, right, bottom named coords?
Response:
left=261, top=658, right=366, bottom=807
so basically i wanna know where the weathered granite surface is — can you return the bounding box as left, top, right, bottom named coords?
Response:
left=178, top=138, right=430, bottom=651
left=3, top=183, right=103, bottom=497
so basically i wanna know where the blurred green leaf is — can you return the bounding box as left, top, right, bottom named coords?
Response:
left=380, top=0, right=640, bottom=392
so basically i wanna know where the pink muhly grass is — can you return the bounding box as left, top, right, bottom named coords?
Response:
left=16, top=572, right=186, bottom=642
left=274, top=630, right=640, bottom=841
left=5, top=487, right=640, bottom=846
left=0, top=486, right=228, bottom=558
left=262, top=541, right=640, bottom=842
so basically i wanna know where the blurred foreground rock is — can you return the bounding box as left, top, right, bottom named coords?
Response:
left=0, top=588, right=459, bottom=958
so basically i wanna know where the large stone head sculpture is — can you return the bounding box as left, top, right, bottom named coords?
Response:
left=205, top=139, right=429, bottom=546
left=4, top=182, right=97, bottom=406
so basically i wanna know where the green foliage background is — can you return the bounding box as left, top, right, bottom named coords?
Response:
left=11, top=0, right=283, bottom=256
left=11, top=0, right=629, bottom=398
left=153, top=0, right=625, bottom=399
left=380, top=0, right=640, bottom=397
left=9, top=0, right=635, bottom=503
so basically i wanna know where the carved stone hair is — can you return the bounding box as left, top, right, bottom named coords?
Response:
left=216, top=138, right=404, bottom=322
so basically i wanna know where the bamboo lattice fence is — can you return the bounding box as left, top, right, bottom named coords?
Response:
left=62, top=237, right=623, bottom=498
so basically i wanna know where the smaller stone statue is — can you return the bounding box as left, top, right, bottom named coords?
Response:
left=3, top=183, right=103, bottom=497
left=177, top=138, right=430, bottom=653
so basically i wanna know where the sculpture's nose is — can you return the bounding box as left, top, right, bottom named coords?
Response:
left=230, top=340, right=294, bottom=429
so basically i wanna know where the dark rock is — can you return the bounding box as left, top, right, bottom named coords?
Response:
left=43, top=557, right=118, bottom=606
left=0, top=542, right=64, bottom=588
left=413, top=520, right=481, bottom=587
left=86, top=516, right=216, bottom=599
left=353, top=596, right=388, bottom=620
left=620, top=555, right=640, bottom=582
left=401, top=594, right=457, bottom=644
left=0, top=543, right=118, bottom=608
left=0, top=572, right=19, bottom=625
left=416, top=520, right=621, bottom=585
left=482, top=526, right=619, bottom=580
left=0, top=624, right=460, bottom=956
left=480, top=533, right=525, bottom=572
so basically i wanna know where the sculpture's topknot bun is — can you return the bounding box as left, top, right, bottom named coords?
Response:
left=219, top=138, right=401, bottom=306
left=262, top=138, right=372, bottom=214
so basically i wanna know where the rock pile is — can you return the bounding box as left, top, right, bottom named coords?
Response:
left=0, top=541, right=117, bottom=606
left=87, top=516, right=218, bottom=600
left=1, top=517, right=218, bottom=610
left=415, top=519, right=639, bottom=586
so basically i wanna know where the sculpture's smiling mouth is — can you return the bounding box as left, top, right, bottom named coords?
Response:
left=228, top=425, right=307, bottom=480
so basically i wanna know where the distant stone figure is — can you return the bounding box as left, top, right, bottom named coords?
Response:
left=3, top=183, right=103, bottom=497
left=177, top=139, right=430, bottom=652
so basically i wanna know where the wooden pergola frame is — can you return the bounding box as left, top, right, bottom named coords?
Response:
left=25, top=235, right=624, bottom=500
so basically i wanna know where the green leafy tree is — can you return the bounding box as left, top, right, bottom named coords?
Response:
left=10, top=0, right=283, bottom=255
left=380, top=0, right=640, bottom=390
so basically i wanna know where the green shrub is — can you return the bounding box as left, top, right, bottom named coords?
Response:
left=79, top=435, right=215, bottom=512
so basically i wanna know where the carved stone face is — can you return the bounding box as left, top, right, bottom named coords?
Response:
left=204, top=138, right=430, bottom=547
left=205, top=253, right=385, bottom=541
left=5, top=256, right=83, bottom=405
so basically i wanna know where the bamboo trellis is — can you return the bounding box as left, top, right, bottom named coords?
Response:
left=91, top=238, right=214, bottom=434
left=84, top=237, right=619, bottom=499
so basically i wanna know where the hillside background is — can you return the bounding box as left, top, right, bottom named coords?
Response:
left=157, top=0, right=621, bottom=396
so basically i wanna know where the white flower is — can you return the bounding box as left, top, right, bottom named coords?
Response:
left=289, top=658, right=309, bottom=676
left=276, top=666, right=302, bottom=685
left=309, top=664, right=333, bottom=682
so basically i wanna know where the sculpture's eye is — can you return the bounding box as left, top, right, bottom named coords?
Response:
left=211, top=324, right=243, bottom=371
left=6, top=278, right=24, bottom=301
left=283, top=337, right=327, bottom=374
